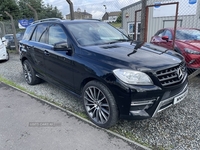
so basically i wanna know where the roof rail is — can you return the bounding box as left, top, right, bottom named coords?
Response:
left=32, top=18, right=62, bottom=24
left=83, top=19, right=101, bottom=21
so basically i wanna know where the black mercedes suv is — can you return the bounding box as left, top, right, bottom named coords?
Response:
left=19, top=18, right=188, bottom=128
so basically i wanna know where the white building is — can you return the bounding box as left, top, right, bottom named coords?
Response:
left=121, top=0, right=200, bottom=41
left=102, top=11, right=121, bottom=23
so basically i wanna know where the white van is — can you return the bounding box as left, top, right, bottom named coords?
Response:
left=0, top=37, right=9, bottom=61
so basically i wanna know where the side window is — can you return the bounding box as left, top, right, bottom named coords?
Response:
left=163, top=30, right=172, bottom=40
left=39, top=31, right=47, bottom=43
left=48, top=24, right=67, bottom=45
left=23, top=25, right=35, bottom=40
left=31, top=24, right=48, bottom=42
left=155, top=30, right=165, bottom=37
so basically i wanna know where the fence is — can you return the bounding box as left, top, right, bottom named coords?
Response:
left=122, top=0, right=200, bottom=79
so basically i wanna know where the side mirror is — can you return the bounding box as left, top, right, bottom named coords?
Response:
left=1, top=37, right=6, bottom=42
left=54, top=41, right=71, bottom=50
left=54, top=41, right=73, bottom=55
left=162, top=36, right=169, bottom=42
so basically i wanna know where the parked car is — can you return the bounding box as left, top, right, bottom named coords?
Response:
left=0, top=37, right=9, bottom=61
left=150, top=28, right=200, bottom=70
left=16, top=32, right=24, bottom=41
left=3, top=32, right=24, bottom=50
left=4, top=34, right=15, bottom=49
left=19, top=19, right=188, bottom=128
left=1, top=37, right=8, bottom=47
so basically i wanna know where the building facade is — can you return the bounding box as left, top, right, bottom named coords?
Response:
left=102, top=11, right=121, bottom=22
left=121, top=0, right=200, bottom=41
left=66, top=8, right=92, bottom=20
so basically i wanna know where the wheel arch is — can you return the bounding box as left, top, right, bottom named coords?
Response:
left=80, top=77, right=121, bottom=114
left=21, top=56, right=28, bottom=64
left=80, top=77, right=102, bottom=95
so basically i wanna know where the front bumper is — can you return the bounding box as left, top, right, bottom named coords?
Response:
left=114, top=74, right=188, bottom=120
left=152, top=83, right=187, bottom=117
left=127, top=83, right=188, bottom=119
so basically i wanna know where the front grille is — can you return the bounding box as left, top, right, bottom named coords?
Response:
left=156, top=62, right=186, bottom=87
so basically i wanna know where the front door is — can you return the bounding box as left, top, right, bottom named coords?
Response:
left=44, top=24, right=74, bottom=90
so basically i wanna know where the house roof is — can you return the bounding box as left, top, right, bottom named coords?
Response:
left=108, top=11, right=121, bottom=16
left=66, top=10, right=92, bottom=16
left=121, top=0, right=142, bottom=10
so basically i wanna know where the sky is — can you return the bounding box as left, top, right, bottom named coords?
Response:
left=43, top=0, right=140, bottom=19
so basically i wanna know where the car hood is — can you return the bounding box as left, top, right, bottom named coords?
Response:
left=176, top=40, right=200, bottom=50
left=81, top=42, right=183, bottom=71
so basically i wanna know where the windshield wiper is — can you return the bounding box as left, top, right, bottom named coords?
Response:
left=128, top=41, right=144, bottom=56
left=107, top=39, right=130, bottom=44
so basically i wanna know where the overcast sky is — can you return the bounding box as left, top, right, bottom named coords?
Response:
left=43, top=0, right=140, bottom=19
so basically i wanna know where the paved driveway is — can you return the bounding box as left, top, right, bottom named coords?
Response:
left=0, top=82, right=147, bottom=150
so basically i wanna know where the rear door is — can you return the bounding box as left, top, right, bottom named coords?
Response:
left=28, top=23, right=49, bottom=77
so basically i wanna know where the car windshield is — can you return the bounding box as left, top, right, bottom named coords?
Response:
left=4, top=35, right=13, bottom=40
left=176, top=29, right=200, bottom=40
left=66, top=22, right=129, bottom=46
left=16, top=33, right=21, bottom=38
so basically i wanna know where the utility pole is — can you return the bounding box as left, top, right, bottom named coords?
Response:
left=140, top=0, right=147, bottom=42
left=66, top=0, right=74, bottom=20
left=4, top=11, right=18, bottom=52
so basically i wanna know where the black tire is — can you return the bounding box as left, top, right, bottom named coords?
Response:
left=22, top=60, right=40, bottom=85
left=82, top=80, right=118, bottom=128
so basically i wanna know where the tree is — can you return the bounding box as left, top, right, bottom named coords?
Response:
left=116, top=13, right=121, bottom=23
left=18, top=0, right=62, bottom=20
left=0, top=0, right=20, bottom=20
left=1, top=0, right=63, bottom=21
left=40, top=4, right=62, bottom=19
left=18, top=0, right=44, bottom=19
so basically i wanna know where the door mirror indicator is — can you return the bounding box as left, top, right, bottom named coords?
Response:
left=162, top=36, right=169, bottom=42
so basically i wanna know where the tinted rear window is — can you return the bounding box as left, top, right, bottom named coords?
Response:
left=23, top=25, right=35, bottom=40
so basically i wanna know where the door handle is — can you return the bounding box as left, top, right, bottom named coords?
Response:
left=44, top=50, right=50, bottom=56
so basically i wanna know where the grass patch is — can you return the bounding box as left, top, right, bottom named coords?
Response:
left=0, top=76, right=26, bottom=91
left=0, top=75, right=88, bottom=119
left=8, top=49, right=19, bottom=54
left=110, top=22, right=121, bottom=28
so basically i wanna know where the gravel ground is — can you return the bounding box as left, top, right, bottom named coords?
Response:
left=0, top=53, right=200, bottom=150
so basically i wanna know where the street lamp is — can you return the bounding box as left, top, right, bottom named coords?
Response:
left=103, top=5, right=107, bottom=13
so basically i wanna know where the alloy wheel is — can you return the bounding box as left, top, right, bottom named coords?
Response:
left=84, top=86, right=110, bottom=124
left=23, top=63, right=32, bottom=84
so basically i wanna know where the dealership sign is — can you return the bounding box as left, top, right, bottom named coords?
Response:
left=153, top=0, right=198, bottom=17
left=18, top=19, right=34, bottom=29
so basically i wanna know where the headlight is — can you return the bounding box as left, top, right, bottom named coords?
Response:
left=184, top=48, right=200, bottom=55
left=113, top=69, right=153, bottom=85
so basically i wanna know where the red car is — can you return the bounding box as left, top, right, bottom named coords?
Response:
left=150, top=28, right=200, bottom=69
